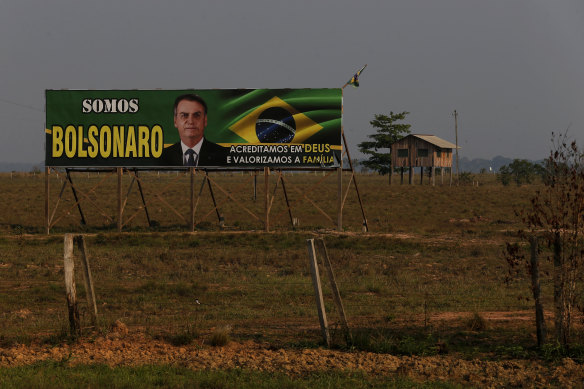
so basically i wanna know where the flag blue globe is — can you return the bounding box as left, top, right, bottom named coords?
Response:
left=255, top=107, right=296, bottom=143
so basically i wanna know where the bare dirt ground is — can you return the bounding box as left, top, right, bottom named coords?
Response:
left=1, top=326, right=582, bottom=388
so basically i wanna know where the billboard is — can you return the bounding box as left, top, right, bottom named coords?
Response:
left=45, top=89, right=342, bottom=168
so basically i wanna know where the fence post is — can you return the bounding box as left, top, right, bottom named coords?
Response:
left=553, top=232, right=568, bottom=346
left=306, top=239, right=330, bottom=347
left=75, top=235, right=98, bottom=326
left=64, top=234, right=80, bottom=335
left=530, top=236, right=546, bottom=347
left=316, top=239, right=352, bottom=345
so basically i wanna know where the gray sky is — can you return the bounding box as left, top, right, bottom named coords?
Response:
left=1, top=0, right=583, bottom=163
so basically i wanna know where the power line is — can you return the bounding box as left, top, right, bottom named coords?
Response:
left=0, top=97, right=44, bottom=112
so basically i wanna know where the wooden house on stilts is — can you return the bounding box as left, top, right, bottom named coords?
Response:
left=390, top=134, right=459, bottom=185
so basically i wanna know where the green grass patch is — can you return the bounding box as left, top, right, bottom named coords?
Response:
left=0, top=362, right=461, bottom=388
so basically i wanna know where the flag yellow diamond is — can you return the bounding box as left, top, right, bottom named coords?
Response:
left=228, top=96, right=323, bottom=143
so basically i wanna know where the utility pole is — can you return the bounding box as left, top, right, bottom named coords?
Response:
left=453, top=110, right=459, bottom=185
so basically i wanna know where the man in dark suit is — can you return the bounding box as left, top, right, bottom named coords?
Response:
left=160, top=94, right=227, bottom=166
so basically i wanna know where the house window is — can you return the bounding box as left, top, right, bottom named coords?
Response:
left=436, top=149, right=442, bottom=157
left=397, top=148, right=408, bottom=157
left=417, top=149, right=428, bottom=157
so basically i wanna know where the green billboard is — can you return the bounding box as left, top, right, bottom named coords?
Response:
left=45, top=89, right=342, bottom=168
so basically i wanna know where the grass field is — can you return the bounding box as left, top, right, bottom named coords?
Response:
left=1, top=171, right=583, bottom=387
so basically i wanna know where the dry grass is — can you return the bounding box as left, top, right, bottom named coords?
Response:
left=0, top=173, right=582, bottom=357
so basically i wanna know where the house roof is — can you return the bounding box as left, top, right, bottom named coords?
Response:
left=409, top=134, right=460, bottom=149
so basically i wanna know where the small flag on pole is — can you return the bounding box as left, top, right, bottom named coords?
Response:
left=344, top=64, right=367, bottom=89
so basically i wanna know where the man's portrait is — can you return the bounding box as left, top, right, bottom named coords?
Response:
left=160, top=94, right=227, bottom=166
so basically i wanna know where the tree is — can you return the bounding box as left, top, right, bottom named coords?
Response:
left=498, top=159, right=539, bottom=186
left=506, top=132, right=584, bottom=348
left=358, top=111, right=411, bottom=178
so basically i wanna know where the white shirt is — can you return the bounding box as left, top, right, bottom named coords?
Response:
left=180, top=138, right=204, bottom=166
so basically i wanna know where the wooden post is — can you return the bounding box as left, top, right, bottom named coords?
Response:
left=66, top=170, right=87, bottom=225
left=134, top=170, right=152, bottom=227
left=401, top=167, right=404, bottom=184
left=253, top=171, right=257, bottom=201
left=341, top=132, right=368, bottom=232
left=264, top=167, right=270, bottom=232
left=337, top=167, right=342, bottom=231
left=117, top=167, right=123, bottom=232
left=430, top=166, right=436, bottom=186
left=420, top=167, right=423, bottom=185
left=454, top=110, right=459, bottom=184
left=45, top=167, right=50, bottom=235
left=190, top=167, right=195, bottom=232
left=64, top=234, right=80, bottom=335
left=553, top=232, right=568, bottom=346
left=530, top=236, right=546, bottom=347
left=206, top=172, right=224, bottom=227
left=316, top=239, right=352, bottom=345
left=75, top=235, right=98, bottom=326
left=280, top=175, right=294, bottom=227
left=306, top=239, right=330, bottom=347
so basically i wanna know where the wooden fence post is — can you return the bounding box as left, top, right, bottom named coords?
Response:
left=64, top=234, right=80, bottom=335
left=553, top=232, right=568, bottom=346
left=316, top=239, right=352, bottom=345
left=75, top=235, right=98, bottom=326
left=530, top=236, right=546, bottom=347
left=307, top=239, right=330, bottom=347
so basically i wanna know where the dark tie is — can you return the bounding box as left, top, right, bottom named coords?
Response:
left=185, top=149, right=197, bottom=166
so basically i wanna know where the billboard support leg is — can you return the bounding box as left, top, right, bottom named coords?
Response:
left=264, top=167, right=270, bottom=232
left=341, top=132, right=369, bottom=232
left=66, top=169, right=87, bottom=226
left=279, top=172, right=295, bottom=227
left=190, top=167, right=195, bottom=232
left=253, top=171, right=257, bottom=201
left=337, top=167, right=342, bottom=232
left=45, top=167, right=50, bottom=235
left=117, top=168, right=122, bottom=232
left=133, top=170, right=152, bottom=227
left=206, top=171, right=223, bottom=228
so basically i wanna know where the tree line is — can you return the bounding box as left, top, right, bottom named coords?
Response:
left=357, top=110, right=550, bottom=186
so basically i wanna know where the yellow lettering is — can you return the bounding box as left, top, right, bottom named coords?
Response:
left=87, top=126, right=98, bottom=158
left=52, top=126, right=64, bottom=157
left=151, top=125, right=163, bottom=158
left=100, top=126, right=112, bottom=158
left=113, top=126, right=124, bottom=157
left=65, top=125, right=76, bottom=158
left=125, top=126, right=137, bottom=157
left=77, top=126, right=87, bottom=157
left=138, top=126, right=149, bottom=157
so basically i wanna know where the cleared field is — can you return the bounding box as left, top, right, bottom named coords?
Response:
left=0, top=172, right=582, bottom=387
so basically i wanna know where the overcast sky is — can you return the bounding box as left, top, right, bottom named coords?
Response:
left=1, top=0, right=582, bottom=163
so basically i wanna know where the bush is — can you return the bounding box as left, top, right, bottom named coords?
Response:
left=209, top=325, right=231, bottom=347
left=465, top=312, right=487, bottom=331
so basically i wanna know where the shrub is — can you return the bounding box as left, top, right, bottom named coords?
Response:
left=209, top=325, right=231, bottom=347
left=465, top=312, right=487, bottom=331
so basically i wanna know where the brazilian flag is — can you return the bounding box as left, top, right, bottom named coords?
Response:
left=201, top=89, right=341, bottom=147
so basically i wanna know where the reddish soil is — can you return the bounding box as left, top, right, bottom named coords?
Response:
left=1, top=326, right=582, bottom=388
